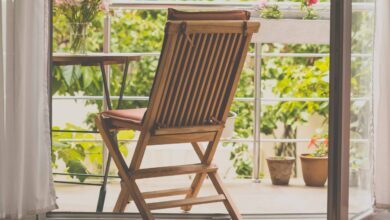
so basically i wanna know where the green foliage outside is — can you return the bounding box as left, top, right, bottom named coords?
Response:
left=52, top=124, right=132, bottom=182
left=52, top=3, right=373, bottom=181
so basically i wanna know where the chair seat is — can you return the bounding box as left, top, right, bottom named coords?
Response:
left=102, top=108, right=147, bottom=125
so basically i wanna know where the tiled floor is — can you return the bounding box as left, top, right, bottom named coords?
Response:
left=365, top=210, right=390, bottom=220
left=54, top=178, right=371, bottom=216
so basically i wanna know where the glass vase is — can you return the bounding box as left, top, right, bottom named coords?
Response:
left=69, top=22, right=89, bottom=54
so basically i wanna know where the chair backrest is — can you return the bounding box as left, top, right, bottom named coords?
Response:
left=144, top=20, right=259, bottom=131
left=148, top=9, right=251, bottom=101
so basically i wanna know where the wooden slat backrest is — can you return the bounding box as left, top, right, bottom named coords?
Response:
left=144, top=21, right=260, bottom=131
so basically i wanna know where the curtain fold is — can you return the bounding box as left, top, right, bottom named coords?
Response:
left=0, top=0, right=57, bottom=219
left=373, top=0, right=390, bottom=207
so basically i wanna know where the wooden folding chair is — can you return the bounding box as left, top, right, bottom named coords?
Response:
left=95, top=16, right=260, bottom=220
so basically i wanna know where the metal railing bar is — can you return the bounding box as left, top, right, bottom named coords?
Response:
left=260, top=97, right=370, bottom=102
left=52, top=96, right=370, bottom=102
left=52, top=129, right=98, bottom=134
left=54, top=180, right=103, bottom=186
left=53, top=172, right=120, bottom=178
left=110, top=0, right=257, bottom=9
left=55, top=138, right=255, bottom=144
left=51, top=96, right=254, bottom=102
left=56, top=138, right=369, bottom=143
left=260, top=138, right=369, bottom=143
left=109, top=1, right=374, bottom=12
left=76, top=51, right=371, bottom=58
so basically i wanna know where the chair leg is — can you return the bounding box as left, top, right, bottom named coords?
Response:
left=209, top=172, right=242, bottom=220
left=183, top=141, right=242, bottom=220
left=181, top=142, right=208, bottom=212
left=96, top=115, right=155, bottom=219
left=181, top=173, right=207, bottom=212
left=123, top=176, right=155, bottom=220
left=113, top=181, right=131, bottom=212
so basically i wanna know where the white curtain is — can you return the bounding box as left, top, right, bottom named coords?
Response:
left=373, top=0, right=390, bottom=207
left=0, top=0, right=57, bottom=219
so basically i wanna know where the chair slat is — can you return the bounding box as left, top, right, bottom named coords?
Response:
left=155, top=28, right=249, bottom=128
left=172, top=33, right=203, bottom=126
left=142, top=187, right=192, bottom=199
left=157, top=34, right=185, bottom=125
left=185, top=34, right=222, bottom=126
left=164, top=36, right=191, bottom=127
left=211, top=34, right=243, bottom=119
left=131, top=163, right=217, bottom=179
left=190, top=33, right=231, bottom=126
left=148, top=195, right=226, bottom=210
left=176, top=33, right=207, bottom=126
left=202, top=33, right=238, bottom=123
left=200, top=34, right=235, bottom=124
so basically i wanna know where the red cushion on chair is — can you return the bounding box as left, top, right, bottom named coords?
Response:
left=102, top=108, right=147, bottom=124
left=167, top=8, right=251, bottom=21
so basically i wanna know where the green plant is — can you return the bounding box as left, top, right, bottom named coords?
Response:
left=52, top=9, right=165, bottom=181
left=301, top=0, right=319, bottom=20
left=229, top=144, right=253, bottom=178
left=259, top=4, right=283, bottom=19
left=307, top=132, right=328, bottom=157
left=261, top=57, right=330, bottom=158
left=52, top=123, right=132, bottom=182
left=225, top=64, right=254, bottom=178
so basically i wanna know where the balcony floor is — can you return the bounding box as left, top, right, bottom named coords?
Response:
left=53, top=178, right=370, bottom=215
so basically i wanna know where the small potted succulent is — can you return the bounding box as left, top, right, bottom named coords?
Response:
left=300, top=133, right=328, bottom=187
left=266, top=156, right=295, bottom=185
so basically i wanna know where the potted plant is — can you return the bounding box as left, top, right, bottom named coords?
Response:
left=300, top=133, right=328, bottom=187
left=266, top=156, right=295, bottom=185
left=253, top=0, right=329, bottom=45
left=222, top=111, right=237, bottom=138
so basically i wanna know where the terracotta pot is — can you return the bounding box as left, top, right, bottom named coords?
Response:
left=266, top=157, right=295, bottom=185
left=300, top=154, right=328, bottom=187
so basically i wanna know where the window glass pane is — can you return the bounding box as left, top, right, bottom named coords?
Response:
left=349, top=0, right=375, bottom=217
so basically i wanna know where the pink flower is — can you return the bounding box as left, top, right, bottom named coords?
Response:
left=99, top=1, right=109, bottom=12
left=308, top=138, right=316, bottom=148
left=307, top=0, right=318, bottom=6
left=324, top=138, right=328, bottom=146
left=55, top=0, right=65, bottom=5
left=259, top=0, right=268, bottom=7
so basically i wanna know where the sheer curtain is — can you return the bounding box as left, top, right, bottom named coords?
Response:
left=0, top=0, right=57, bottom=219
left=373, top=0, right=390, bottom=208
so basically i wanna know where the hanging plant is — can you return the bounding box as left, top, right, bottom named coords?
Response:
left=301, top=0, right=319, bottom=20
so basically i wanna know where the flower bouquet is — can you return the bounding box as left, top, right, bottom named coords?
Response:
left=55, top=0, right=109, bottom=53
